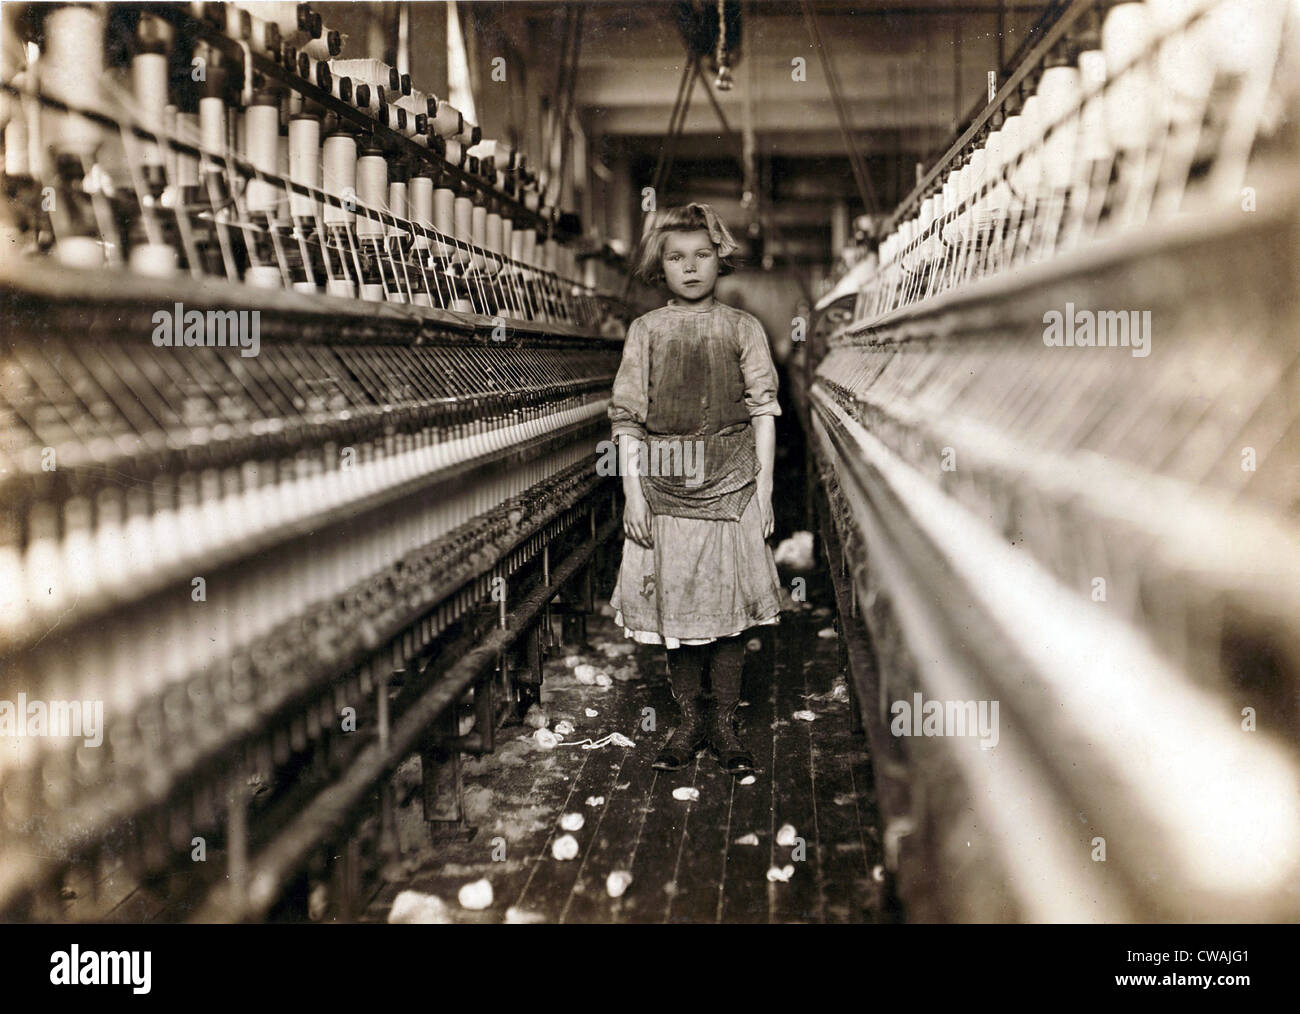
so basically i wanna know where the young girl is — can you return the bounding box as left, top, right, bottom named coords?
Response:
left=608, top=203, right=783, bottom=777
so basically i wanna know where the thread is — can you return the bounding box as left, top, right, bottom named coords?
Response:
left=1038, top=65, right=1081, bottom=191
left=409, top=176, right=433, bottom=250
left=288, top=115, right=321, bottom=220
left=433, top=101, right=463, bottom=139
left=471, top=204, right=488, bottom=271
left=199, top=96, right=227, bottom=162
left=133, top=52, right=169, bottom=168
left=244, top=99, right=282, bottom=215
left=453, top=196, right=473, bottom=265
left=245, top=265, right=283, bottom=287
left=485, top=212, right=503, bottom=273
left=322, top=133, right=357, bottom=226
left=1103, top=3, right=1152, bottom=152
left=44, top=5, right=106, bottom=160
left=433, top=187, right=456, bottom=258
left=387, top=180, right=407, bottom=239
left=355, top=149, right=388, bottom=239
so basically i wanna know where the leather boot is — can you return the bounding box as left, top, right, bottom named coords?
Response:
left=652, top=688, right=707, bottom=771
left=707, top=700, right=756, bottom=776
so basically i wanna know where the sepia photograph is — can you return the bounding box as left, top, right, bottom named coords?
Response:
left=0, top=0, right=1296, bottom=992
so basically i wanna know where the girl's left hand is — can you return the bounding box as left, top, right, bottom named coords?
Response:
left=758, top=486, right=774, bottom=539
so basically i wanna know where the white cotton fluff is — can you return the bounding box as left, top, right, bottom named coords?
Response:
left=585, top=708, right=599, bottom=717
left=594, top=672, right=612, bottom=687
left=564, top=655, right=584, bottom=668
left=739, top=775, right=757, bottom=786
left=574, top=664, right=598, bottom=684
left=458, top=879, right=493, bottom=910
left=606, top=871, right=633, bottom=898
left=776, top=824, right=798, bottom=847
left=817, top=627, right=838, bottom=639
left=773, top=531, right=815, bottom=570
left=554, top=720, right=576, bottom=736
left=734, top=833, right=760, bottom=846
left=388, top=890, right=450, bottom=924
left=534, top=728, right=559, bottom=749
left=766, top=865, right=795, bottom=883
left=560, top=812, right=585, bottom=831
left=792, top=710, right=817, bottom=722
left=552, top=834, right=580, bottom=860
left=523, top=705, right=550, bottom=729
left=585, top=795, right=606, bottom=807
left=672, top=787, right=700, bottom=801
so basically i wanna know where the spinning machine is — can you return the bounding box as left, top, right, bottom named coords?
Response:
left=801, top=0, right=1300, bottom=922
left=0, top=2, right=630, bottom=921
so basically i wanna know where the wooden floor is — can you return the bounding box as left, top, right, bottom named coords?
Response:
left=366, top=593, right=892, bottom=924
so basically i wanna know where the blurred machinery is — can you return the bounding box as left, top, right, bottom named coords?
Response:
left=0, top=2, right=629, bottom=921
left=798, top=0, right=1300, bottom=921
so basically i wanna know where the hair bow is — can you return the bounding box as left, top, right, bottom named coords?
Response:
left=686, top=202, right=739, bottom=258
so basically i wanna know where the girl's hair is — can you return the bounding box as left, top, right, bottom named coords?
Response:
left=633, top=203, right=737, bottom=285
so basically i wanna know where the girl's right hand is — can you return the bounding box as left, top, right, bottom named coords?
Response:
left=624, top=492, right=654, bottom=548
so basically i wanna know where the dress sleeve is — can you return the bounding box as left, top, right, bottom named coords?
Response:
left=608, top=316, right=650, bottom=441
left=739, top=314, right=782, bottom=418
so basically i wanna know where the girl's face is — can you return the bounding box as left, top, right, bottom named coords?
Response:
left=662, top=229, right=719, bottom=303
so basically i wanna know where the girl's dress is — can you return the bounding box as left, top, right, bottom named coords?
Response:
left=608, top=298, right=783, bottom=647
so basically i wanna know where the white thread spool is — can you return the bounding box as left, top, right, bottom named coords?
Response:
left=133, top=52, right=170, bottom=169
left=130, top=242, right=177, bottom=277
left=199, top=95, right=226, bottom=167
left=501, top=218, right=514, bottom=270
left=55, top=236, right=102, bottom=268
left=979, top=128, right=1009, bottom=231
left=433, top=186, right=456, bottom=258
left=521, top=228, right=537, bottom=266
left=322, top=132, right=357, bottom=226
left=247, top=12, right=279, bottom=56
left=387, top=180, right=407, bottom=240
left=44, top=5, right=106, bottom=160
left=453, top=196, right=474, bottom=266
left=244, top=99, right=281, bottom=215
left=163, top=105, right=179, bottom=183
left=917, top=197, right=935, bottom=263
left=444, top=139, right=464, bottom=168
left=1037, top=65, right=1081, bottom=191
left=245, top=265, right=283, bottom=287
left=355, top=150, right=387, bottom=239
left=433, top=101, right=462, bottom=139
left=1103, top=3, right=1153, bottom=152
left=1147, top=0, right=1215, bottom=124
left=1207, top=0, right=1270, bottom=78
left=3, top=81, right=29, bottom=178
left=1077, top=48, right=1111, bottom=165
left=409, top=175, right=433, bottom=250
left=361, top=283, right=385, bottom=302
left=470, top=204, right=488, bottom=271
left=485, top=211, right=503, bottom=273
left=288, top=114, right=321, bottom=220
left=1014, top=95, right=1044, bottom=194
left=327, top=278, right=356, bottom=298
